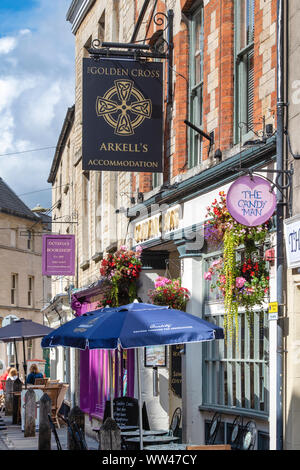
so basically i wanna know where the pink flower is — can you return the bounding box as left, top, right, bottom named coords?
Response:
left=154, top=276, right=172, bottom=288
left=211, top=259, right=222, bottom=268
left=236, top=277, right=246, bottom=289
left=220, top=275, right=226, bottom=284
left=119, top=245, right=127, bottom=251
left=204, top=272, right=212, bottom=281
left=135, top=245, right=143, bottom=254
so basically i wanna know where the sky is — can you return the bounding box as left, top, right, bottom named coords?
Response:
left=0, top=0, right=75, bottom=211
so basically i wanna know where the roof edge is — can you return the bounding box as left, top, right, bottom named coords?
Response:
left=47, top=105, right=75, bottom=184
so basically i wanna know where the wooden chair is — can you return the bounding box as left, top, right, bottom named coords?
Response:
left=44, top=384, right=63, bottom=428
left=186, top=445, right=231, bottom=451
left=56, top=384, right=69, bottom=425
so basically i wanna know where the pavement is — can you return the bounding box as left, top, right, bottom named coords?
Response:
left=0, top=412, right=99, bottom=451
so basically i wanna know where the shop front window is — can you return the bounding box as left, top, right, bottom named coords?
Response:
left=202, top=252, right=269, bottom=416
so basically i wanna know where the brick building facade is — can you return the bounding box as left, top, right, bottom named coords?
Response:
left=46, top=0, right=285, bottom=448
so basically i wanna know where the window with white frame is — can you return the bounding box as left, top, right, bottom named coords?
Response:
left=202, top=250, right=269, bottom=416
left=11, top=274, right=18, bottom=305
left=234, top=0, right=255, bottom=142
left=27, top=339, right=33, bottom=361
left=27, top=230, right=34, bottom=251
left=28, top=276, right=34, bottom=307
left=188, top=5, right=204, bottom=168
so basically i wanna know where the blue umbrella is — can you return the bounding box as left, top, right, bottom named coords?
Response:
left=41, top=302, right=224, bottom=449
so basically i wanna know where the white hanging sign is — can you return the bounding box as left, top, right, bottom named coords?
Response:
left=284, top=215, right=300, bottom=268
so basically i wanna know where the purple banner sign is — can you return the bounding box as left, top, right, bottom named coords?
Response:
left=42, top=234, right=75, bottom=276
left=226, top=175, right=276, bottom=227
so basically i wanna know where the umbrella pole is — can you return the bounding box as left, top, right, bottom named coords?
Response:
left=13, top=339, right=19, bottom=373
left=137, top=348, right=143, bottom=450
left=22, top=338, right=27, bottom=389
left=109, top=351, right=114, bottom=419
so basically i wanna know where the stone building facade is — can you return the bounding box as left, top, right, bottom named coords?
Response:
left=0, top=177, right=51, bottom=378
left=46, top=0, right=291, bottom=448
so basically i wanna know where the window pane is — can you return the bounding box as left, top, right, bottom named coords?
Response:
left=247, top=49, right=254, bottom=127
left=238, top=0, right=254, bottom=50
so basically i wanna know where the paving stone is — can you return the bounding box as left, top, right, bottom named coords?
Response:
left=0, top=413, right=99, bottom=451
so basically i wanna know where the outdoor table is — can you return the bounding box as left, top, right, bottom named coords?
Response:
left=121, top=429, right=169, bottom=437
left=119, top=425, right=139, bottom=431
left=124, top=435, right=180, bottom=450
left=93, top=424, right=139, bottom=434
left=144, top=443, right=187, bottom=451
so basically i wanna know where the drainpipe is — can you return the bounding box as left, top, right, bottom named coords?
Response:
left=276, top=0, right=285, bottom=451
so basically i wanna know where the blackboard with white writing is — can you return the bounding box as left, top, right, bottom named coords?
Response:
left=103, top=397, right=149, bottom=429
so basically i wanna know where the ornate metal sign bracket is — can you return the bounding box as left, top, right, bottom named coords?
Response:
left=88, top=9, right=174, bottom=103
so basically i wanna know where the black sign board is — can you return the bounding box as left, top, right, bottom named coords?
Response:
left=170, top=345, right=182, bottom=398
left=82, top=58, right=163, bottom=172
left=103, top=397, right=149, bottom=429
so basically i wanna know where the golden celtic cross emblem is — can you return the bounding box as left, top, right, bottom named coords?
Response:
left=96, top=79, right=152, bottom=136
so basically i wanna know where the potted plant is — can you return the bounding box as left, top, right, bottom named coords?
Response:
left=99, top=245, right=143, bottom=307
left=204, top=192, right=270, bottom=340
left=148, top=277, right=190, bottom=311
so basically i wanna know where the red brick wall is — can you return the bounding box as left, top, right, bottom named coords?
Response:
left=132, top=0, right=277, bottom=196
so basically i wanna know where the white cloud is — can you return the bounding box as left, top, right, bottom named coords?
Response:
left=0, top=37, right=17, bottom=55
left=0, top=0, right=74, bottom=209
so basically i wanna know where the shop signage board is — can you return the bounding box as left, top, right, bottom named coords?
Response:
left=144, top=346, right=167, bottom=367
left=82, top=58, right=163, bottom=172
left=284, top=214, right=300, bottom=268
left=226, top=175, right=277, bottom=227
left=42, top=234, right=75, bottom=276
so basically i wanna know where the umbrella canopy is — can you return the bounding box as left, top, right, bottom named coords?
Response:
left=41, top=302, right=224, bottom=450
left=0, top=318, right=54, bottom=342
left=41, top=302, right=224, bottom=350
left=0, top=318, right=54, bottom=386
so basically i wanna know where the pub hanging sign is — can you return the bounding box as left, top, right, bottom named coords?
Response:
left=82, top=58, right=163, bottom=172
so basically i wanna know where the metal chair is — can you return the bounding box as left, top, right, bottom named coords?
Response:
left=169, top=407, right=181, bottom=437
left=228, top=415, right=244, bottom=450
left=48, top=414, right=62, bottom=450
left=206, top=412, right=222, bottom=445
left=240, top=420, right=257, bottom=450
left=60, top=415, right=88, bottom=450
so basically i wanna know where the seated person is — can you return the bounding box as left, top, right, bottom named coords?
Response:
left=26, top=364, right=44, bottom=385
left=7, top=367, right=18, bottom=381
left=0, top=367, right=11, bottom=392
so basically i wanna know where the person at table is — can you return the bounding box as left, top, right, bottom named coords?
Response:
left=0, top=367, right=11, bottom=391
left=26, top=364, right=43, bottom=385
left=7, top=367, right=18, bottom=381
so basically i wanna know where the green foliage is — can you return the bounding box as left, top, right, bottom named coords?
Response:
left=204, top=193, right=270, bottom=342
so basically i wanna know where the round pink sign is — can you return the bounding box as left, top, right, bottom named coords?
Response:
left=226, top=175, right=276, bottom=227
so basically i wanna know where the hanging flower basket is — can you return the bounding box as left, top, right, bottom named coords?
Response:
left=204, top=192, right=270, bottom=340
left=148, top=277, right=190, bottom=311
left=99, top=245, right=143, bottom=307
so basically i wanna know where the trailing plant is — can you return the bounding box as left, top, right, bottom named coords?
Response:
left=99, top=245, right=143, bottom=307
left=148, top=277, right=190, bottom=311
left=204, top=192, right=270, bottom=341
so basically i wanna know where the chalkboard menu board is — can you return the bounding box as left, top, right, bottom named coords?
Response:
left=170, top=344, right=182, bottom=398
left=103, top=397, right=149, bottom=429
